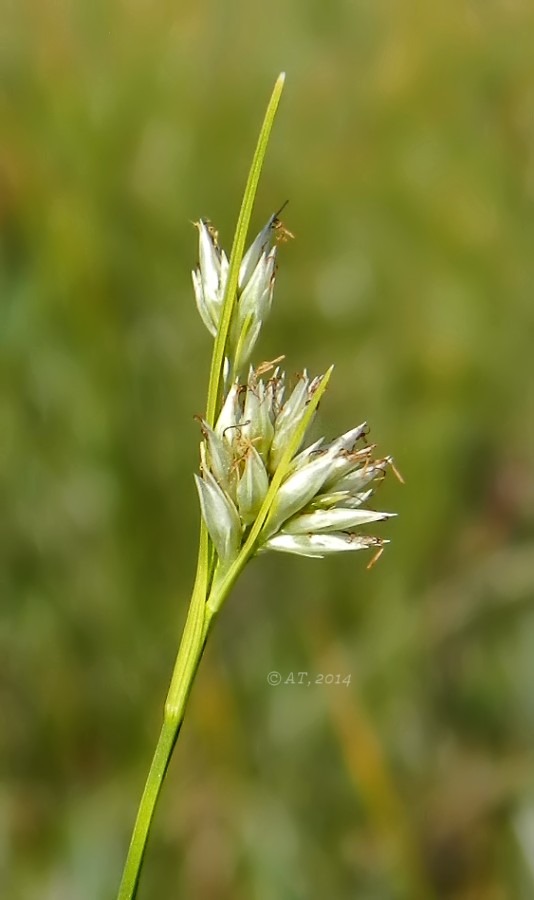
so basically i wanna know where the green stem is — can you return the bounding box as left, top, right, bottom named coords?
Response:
left=116, top=718, right=177, bottom=900
left=117, top=576, right=221, bottom=900
left=117, top=559, right=209, bottom=900
left=116, top=73, right=286, bottom=899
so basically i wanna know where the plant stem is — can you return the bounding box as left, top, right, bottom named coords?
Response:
left=117, top=564, right=210, bottom=900
left=117, top=576, right=224, bottom=900
left=116, top=73, right=286, bottom=899
left=116, top=718, right=178, bottom=900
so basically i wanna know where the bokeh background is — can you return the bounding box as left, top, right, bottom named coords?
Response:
left=2, top=2, right=534, bottom=898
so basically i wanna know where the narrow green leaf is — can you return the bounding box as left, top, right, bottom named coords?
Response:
left=205, top=72, right=286, bottom=428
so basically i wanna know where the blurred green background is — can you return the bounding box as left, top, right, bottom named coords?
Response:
left=2, top=1, right=534, bottom=898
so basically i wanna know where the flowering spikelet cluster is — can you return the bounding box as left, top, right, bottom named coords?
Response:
left=192, top=214, right=397, bottom=579
left=192, top=213, right=281, bottom=374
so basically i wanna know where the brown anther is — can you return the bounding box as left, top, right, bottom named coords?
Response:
left=204, top=219, right=219, bottom=245
left=273, top=219, right=295, bottom=243
left=389, top=459, right=405, bottom=484
left=350, top=445, right=374, bottom=462
left=255, top=356, right=286, bottom=377
left=228, top=432, right=263, bottom=477
left=366, top=546, right=385, bottom=570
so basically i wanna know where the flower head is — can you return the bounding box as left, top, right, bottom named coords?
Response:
left=191, top=206, right=397, bottom=585
left=195, top=364, right=396, bottom=573
left=192, top=212, right=289, bottom=374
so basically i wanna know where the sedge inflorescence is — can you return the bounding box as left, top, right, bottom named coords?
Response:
left=192, top=212, right=397, bottom=582
left=117, top=82, right=399, bottom=900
